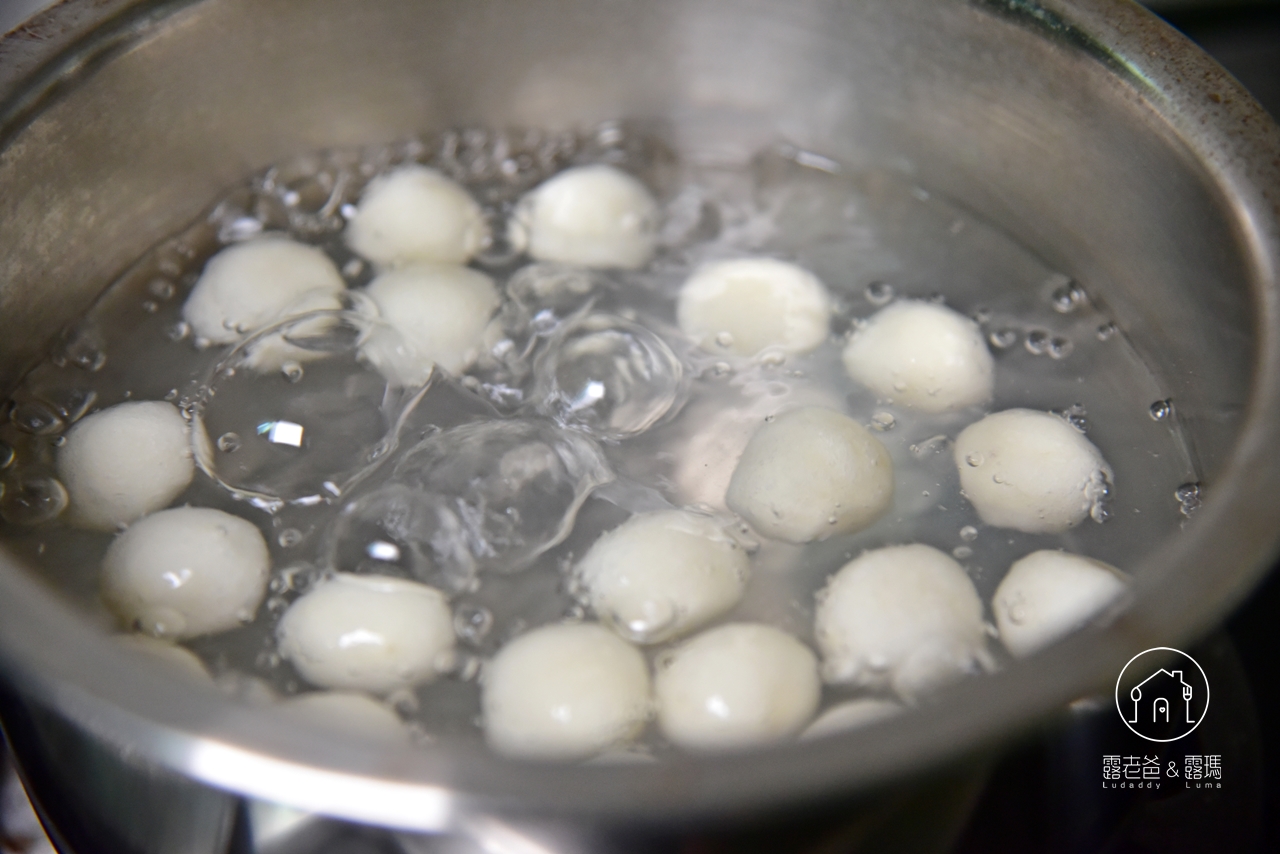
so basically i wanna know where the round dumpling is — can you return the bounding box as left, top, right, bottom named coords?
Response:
left=279, top=691, right=408, bottom=743
left=276, top=573, right=455, bottom=694
left=841, top=300, right=993, bottom=412
left=993, top=550, right=1128, bottom=657
left=655, top=622, right=820, bottom=751
left=953, top=409, right=1113, bottom=534
left=57, top=401, right=193, bottom=531
left=677, top=258, right=831, bottom=358
left=482, top=622, right=651, bottom=760
left=115, top=633, right=211, bottom=681
left=726, top=406, right=893, bottom=543
left=513, top=165, right=659, bottom=270
left=575, top=509, right=749, bottom=644
left=814, top=545, right=991, bottom=700
left=359, top=263, right=500, bottom=386
left=101, top=507, right=270, bottom=640
left=801, top=698, right=901, bottom=740
left=345, top=165, right=488, bottom=267
left=182, top=236, right=345, bottom=345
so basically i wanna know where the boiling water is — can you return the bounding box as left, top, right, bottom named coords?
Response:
left=0, top=124, right=1198, bottom=752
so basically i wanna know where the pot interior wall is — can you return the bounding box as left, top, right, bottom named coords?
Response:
left=0, top=0, right=1254, bottom=479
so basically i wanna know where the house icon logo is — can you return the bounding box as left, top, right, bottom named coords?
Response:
left=1115, top=647, right=1210, bottom=742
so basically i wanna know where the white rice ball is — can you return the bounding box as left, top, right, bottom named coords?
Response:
left=677, top=258, right=831, bottom=358
left=279, top=691, right=408, bottom=743
left=667, top=384, right=844, bottom=511
left=359, top=263, right=500, bottom=386
left=800, top=698, right=901, bottom=740
left=841, top=300, right=994, bottom=413
left=575, top=510, right=749, bottom=644
left=57, top=401, right=193, bottom=531
left=514, top=165, right=658, bottom=270
left=993, top=550, right=1128, bottom=657
left=725, top=406, right=893, bottom=543
left=655, top=622, right=820, bottom=751
left=954, top=409, right=1113, bottom=534
left=482, top=622, right=651, bottom=761
left=101, top=507, right=270, bottom=640
left=182, top=236, right=345, bottom=345
left=814, top=545, right=991, bottom=700
left=276, top=573, right=455, bottom=695
left=115, top=634, right=211, bottom=682
left=345, top=165, right=488, bottom=267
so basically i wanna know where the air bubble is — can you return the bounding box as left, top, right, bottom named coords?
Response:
left=325, top=484, right=478, bottom=591
left=1085, top=469, right=1112, bottom=523
left=277, top=528, right=304, bottom=548
left=39, top=388, right=97, bottom=424
left=1050, top=281, right=1085, bottom=313
left=1055, top=404, right=1088, bottom=432
left=1046, top=336, right=1073, bottom=360
left=281, top=362, right=305, bottom=383
left=988, top=329, right=1017, bottom=350
left=9, top=401, right=64, bottom=436
left=1024, top=329, right=1049, bottom=355
left=952, top=546, right=973, bottom=560
left=959, top=525, right=978, bottom=542
left=217, top=433, right=242, bottom=453
left=533, top=314, right=686, bottom=441
left=190, top=310, right=394, bottom=506
left=0, top=474, right=68, bottom=525
left=870, top=411, right=896, bottom=431
left=714, top=331, right=735, bottom=349
left=0, top=442, right=14, bottom=471
left=167, top=322, right=191, bottom=342
left=865, top=281, right=894, bottom=306
left=57, top=328, right=107, bottom=372
left=1097, top=322, right=1118, bottom=341
left=965, top=453, right=984, bottom=467
left=1149, top=399, right=1173, bottom=421
left=453, top=604, right=494, bottom=644
left=1175, top=482, right=1202, bottom=517
left=392, top=419, right=612, bottom=574
left=148, top=279, right=177, bottom=300
left=141, top=300, right=160, bottom=314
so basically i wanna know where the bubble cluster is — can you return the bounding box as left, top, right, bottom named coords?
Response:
left=392, top=419, right=612, bottom=573
left=190, top=309, right=395, bottom=509
left=533, top=314, right=685, bottom=440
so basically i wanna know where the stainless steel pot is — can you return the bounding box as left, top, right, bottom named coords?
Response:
left=2, top=0, right=1279, bottom=848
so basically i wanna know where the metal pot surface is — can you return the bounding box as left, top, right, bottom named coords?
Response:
left=1, top=0, right=1279, bottom=838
